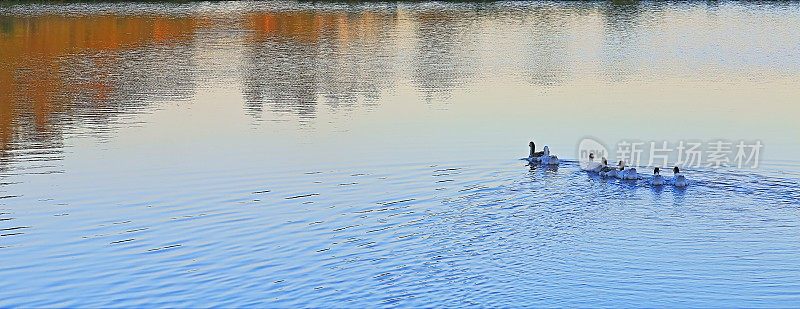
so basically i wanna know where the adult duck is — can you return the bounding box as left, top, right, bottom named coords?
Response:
left=526, top=141, right=544, bottom=164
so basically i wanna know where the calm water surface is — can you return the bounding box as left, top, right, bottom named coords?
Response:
left=1, top=1, right=800, bottom=307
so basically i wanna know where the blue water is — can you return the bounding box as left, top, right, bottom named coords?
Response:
left=1, top=1, right=800, bottom=307
left=3, top=159, right=799, bottom=307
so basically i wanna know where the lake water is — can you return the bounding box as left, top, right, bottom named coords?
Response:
left=1, top=1, right=799, bottom=307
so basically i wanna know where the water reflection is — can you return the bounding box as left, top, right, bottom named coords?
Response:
left=1, top=1, right=799, bottom=176
left=516, top=5, right=575, bottom=87
left=241, top=10, right=399, bottom=121
left=600, top=0, right=647, bottom=80
left=0, top=14, right=199, bottom=164
left=411, top=9, right=477, bottom=102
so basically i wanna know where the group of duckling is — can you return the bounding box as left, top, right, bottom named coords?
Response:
left=525, top=141, right=687, bottom=187
left=585, top=154, right=687, bottom=187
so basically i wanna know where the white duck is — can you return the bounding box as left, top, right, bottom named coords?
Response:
left=613, top=161, right=640, bottom=180
left=651, top=167, right=665, bottom=186
left=619, top=167, right=641, bottom=180
left=581, top=153, right=605, bottom=172
left=539, top=146, right=559, bottom=165
left=672, top=166, right=688, bottom=187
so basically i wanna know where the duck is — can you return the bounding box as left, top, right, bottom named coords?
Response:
left=526, top=141, right=545, bottom=164
left=617, top=162, right=640, bottom=180
left=597, top=158, right=613, bottom=176
left=651, top=167, right=665, bottom=186
left=611, top=161, right=641, bottom=180
left=602, top=160, right=622, bottom=178
left=581, top=153, right=605, bottom=172
left=621, top=168, right=640, bottom=180
left=528, top=141, right=544, bottom=157
left=539, top=145, right=559, bottom=165
left=614, top=161, right=625, bottom=179
left=672, top=166, right=688, bottom=187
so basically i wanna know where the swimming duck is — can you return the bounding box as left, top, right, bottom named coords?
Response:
left=529, top=141, right=544, bottom=158
left=672, top=166, right=688, bottom=187
left=581, top=153, right=605, bottom=172
left=602, top=160, right=623, bottom=178
left=618, top=164, right=641, bottom=180
left=539, top=146, right=559, bottom=165
left=598, top=158, right=615, bottom=176
left=526, top=141, right=544, bottom=164
left=651, top=167, right=665, bottom=185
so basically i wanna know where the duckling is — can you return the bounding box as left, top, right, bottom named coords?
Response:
left=651, top=167, right=665, bottom=185
left=673, top=166, right=688, bottom=187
